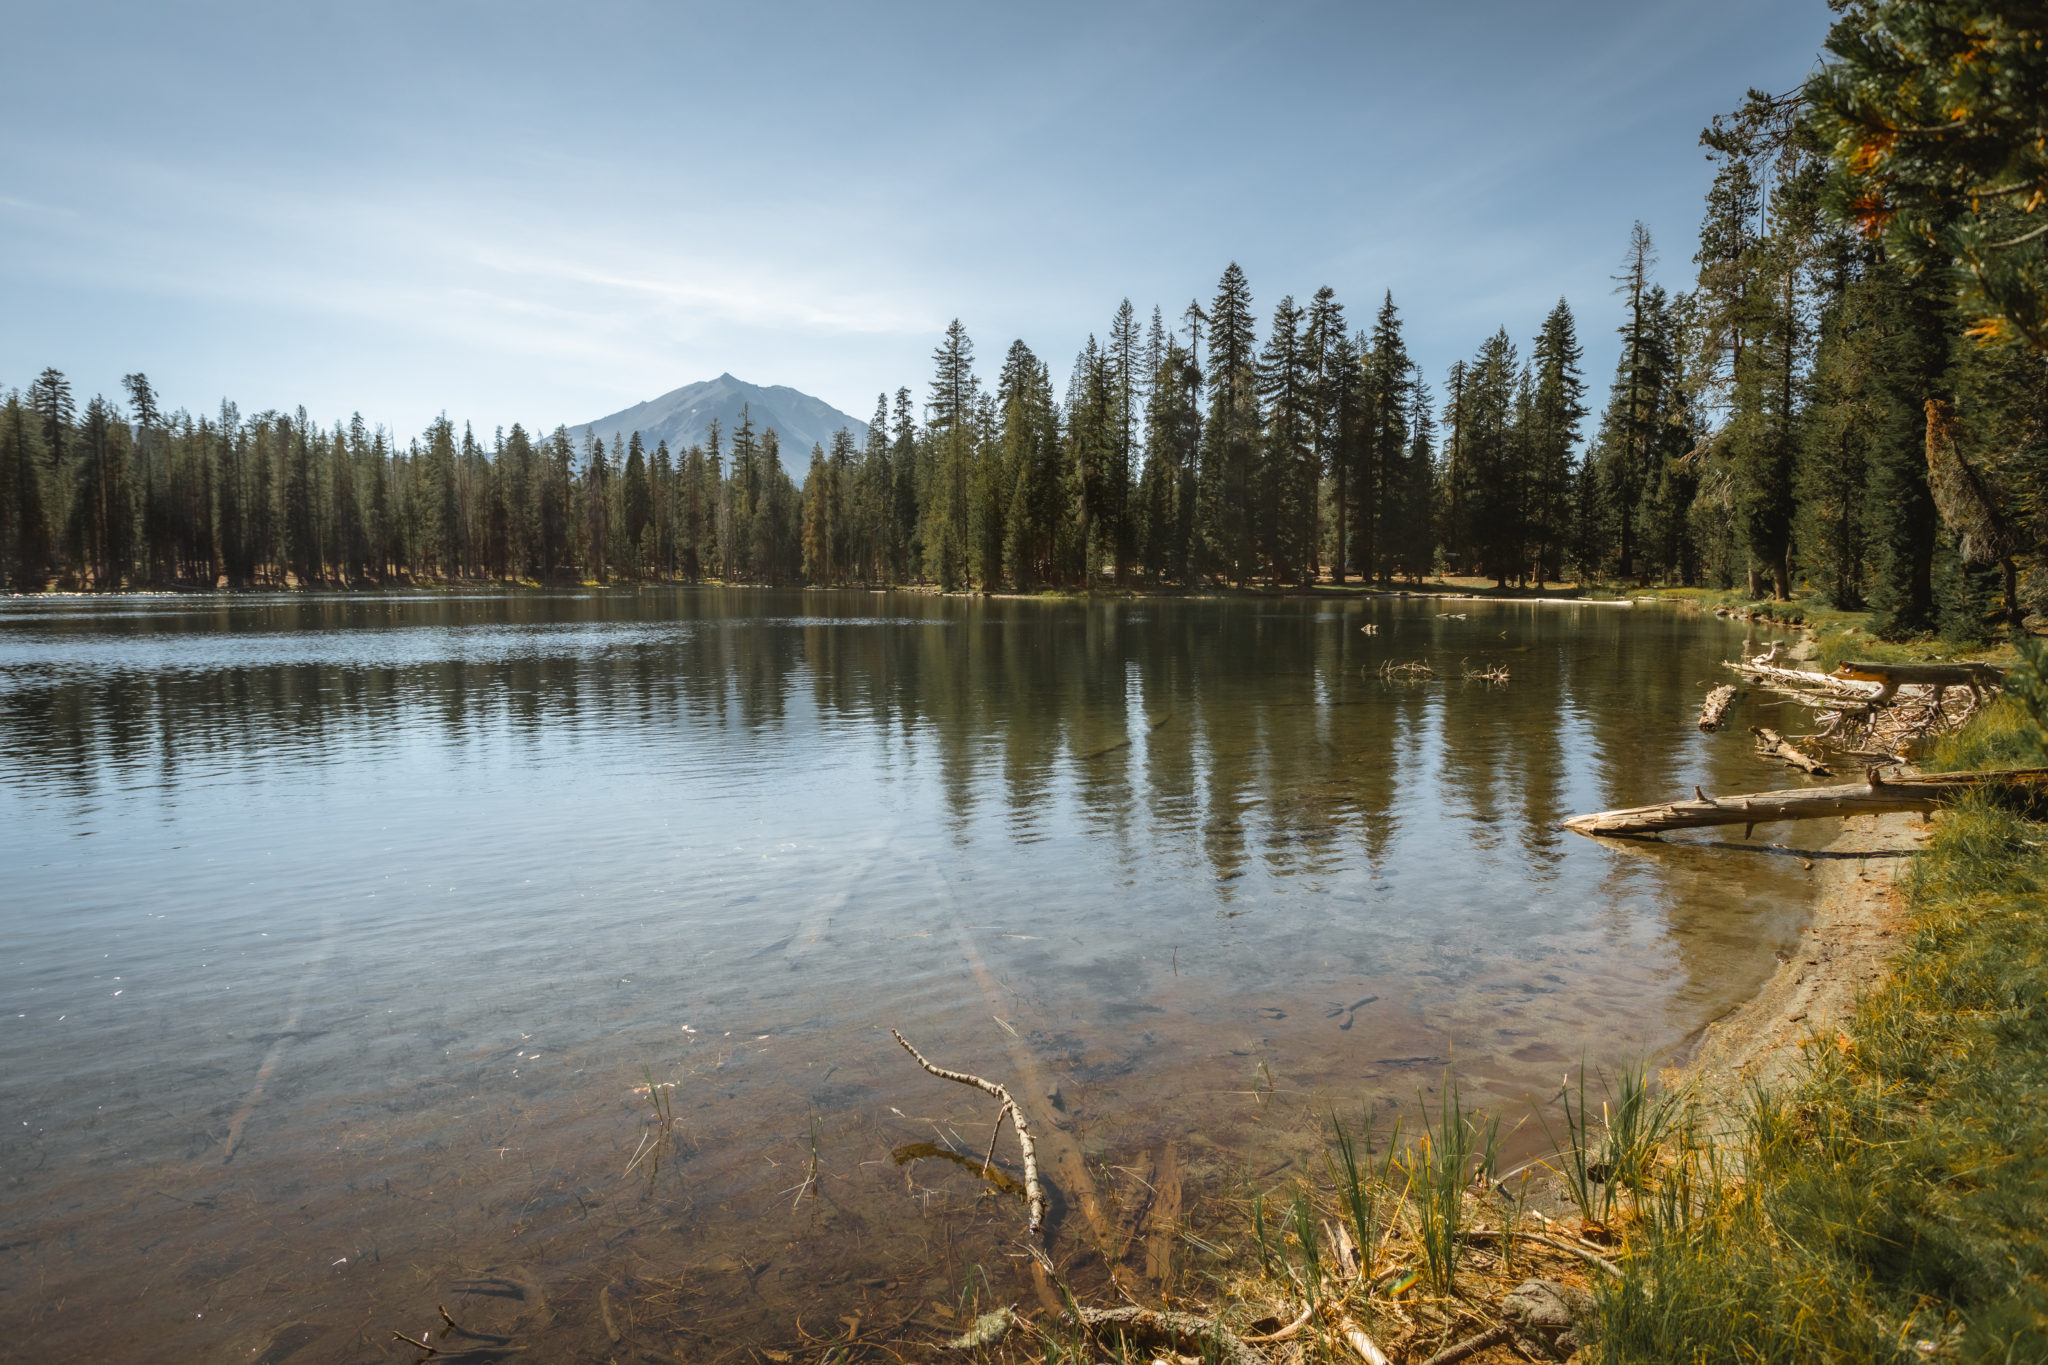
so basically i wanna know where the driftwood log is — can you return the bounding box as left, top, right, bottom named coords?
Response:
left=1834, top=659, right=2004, bottom=705
left=1750, top=726, right=1831, bottom=775
left=1724, top=658, right=1882, bottom=700
left=1698, top=684, right=1739, bottom=731
left=1561, top=768, right=2048, bottom=838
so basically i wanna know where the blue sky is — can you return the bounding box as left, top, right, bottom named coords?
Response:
left=3, top=1, right=1835, bottom=439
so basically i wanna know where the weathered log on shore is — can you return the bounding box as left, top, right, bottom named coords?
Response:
left=1834, top=659, right=2004, bottom=704
left=1561, top=768, right=2048, bottom=838
left=1698, top=685, right=1739, bottom=731
left=1724, top=658, right=1882, bottom=700
left=1750, top=726, right=1831, bottom=775
left=1835, top=660, right=2005, bottom=687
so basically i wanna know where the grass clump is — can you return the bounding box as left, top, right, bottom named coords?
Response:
left=1602, top=642, right=2048, bottom=1365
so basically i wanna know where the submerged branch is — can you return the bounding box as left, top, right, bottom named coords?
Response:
left=890, top=1029, right=1045, bottom=1239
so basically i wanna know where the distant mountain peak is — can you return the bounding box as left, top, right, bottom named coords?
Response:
left=569, top=376, right=866, bottom=456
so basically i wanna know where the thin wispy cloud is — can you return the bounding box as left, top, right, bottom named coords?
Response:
left=3, top=1, right=1835, bottom=436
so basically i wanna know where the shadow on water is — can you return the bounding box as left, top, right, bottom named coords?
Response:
left=0, top=588, right=1823, bottom=1358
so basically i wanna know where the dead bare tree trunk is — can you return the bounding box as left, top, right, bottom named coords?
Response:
left=1561, top=769, right=2048, bottom=838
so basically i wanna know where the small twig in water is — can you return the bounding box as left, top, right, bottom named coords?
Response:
left=891, top=1029, right=1045, bottom=1238
left=980, top=1104, right=1008, bottom=1178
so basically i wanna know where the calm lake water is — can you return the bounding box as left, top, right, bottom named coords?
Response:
left=0, top=589, right=1813, bottom=1361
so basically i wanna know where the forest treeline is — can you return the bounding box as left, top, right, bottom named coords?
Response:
left=3, top=3, right=2043, bottom=640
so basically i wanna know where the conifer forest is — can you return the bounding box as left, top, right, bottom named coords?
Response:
left=4, top=9, right=2045, bottom=650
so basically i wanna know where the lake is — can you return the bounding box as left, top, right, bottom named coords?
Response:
left=0, top=588, right=1811, bottom=1360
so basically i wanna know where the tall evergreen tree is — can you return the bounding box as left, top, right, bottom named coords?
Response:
left=1066, top=338, right=1114, bottom=587
left=1199, top=263, right=1260, bottom=584
left=1104, top=299, right=1141, bottom=584
left=1303, top=287, right=1348, bottom=581
left=622, top=431, right=651, bottom=578
left=2, top=394, right=49, bottom=589
left=1527, top=300, right=1588, bottom=584
left=1463, top=330, right=1525, bottom=587
left=922, top=321, right=977, bottom=588
left=1360, top=293, right=1413, bottom=582
left=583, top=432, right=610, bottom=584
left=1257, top=294, right=1315, bottom=582
left=1594, top=223, right=1663, bottom=581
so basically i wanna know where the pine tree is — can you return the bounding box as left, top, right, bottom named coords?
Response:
left=754, top=426, right=786, bottom=583
left=1007, top=351, right=1065, bottom=587
left=283, top=410, right=318, bottom=585
left=1695, top=93, right=1821, bottom=599
left=1361, top=293, right=1414, bottom=582
left=730, top=409, right=759, bottom=581
left=1257, top=294, right=1315, bottom=582
left=826, top=428, right=855, bottom=584
left=73, top=395, right=135, bottom=588
left=29, top=368, right=73, bottom=475
left=330, top=419, right=365, bottom=584
left=1463, top=330, right=1524, bottom=587
left=1527, top=300, right=1588, bottom=584
left=1303, top=287, right=1348, bottom=581
left=856, top=394, right=891, bottom=583
left=1066, top=338, right=1114, bottom=587
left=125, top=374, right=174, bottom=586
left=1594, top=223, right=1663, bottom=581
left=1439, top=361, right=1471, bottom=576
left=1140, top=334, right=1201, bottom=584
left=1105, top=299, right=1141, bottom=583
left=622, top=431, right=651, bottom=579
left=922, top=322, right=977, bottom=588
left=1400, top=373, right=1439, bottom=580
left=890, top=390, right=918, bottom=582
left=1864, top=256, right=1950, bottom=630
left=583, top=432, right=610, bottom=584
left=801, top=442, right=831, bottom=584
left=502, top=423, right=536, bottom=580
left=460, top=422, right=487, bottom=577
left=1199, top=263, right=1260, bottom=584
left=705, top=417, right=728, bottom=580
left=2, top=394, right=49, bottom=589
left=1808, top=1, right=2048, bottom=349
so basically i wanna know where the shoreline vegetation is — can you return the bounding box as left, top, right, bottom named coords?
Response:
left=891, top=644, right=2045, bottom=1365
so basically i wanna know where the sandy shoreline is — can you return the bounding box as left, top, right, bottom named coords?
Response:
left=1677, top=809, right=1928, bottom=1110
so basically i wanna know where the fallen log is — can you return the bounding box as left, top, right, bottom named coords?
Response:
left=1750, top=726, right=1831, bottom=775
left=1561, top=768, right=2048, bottom=838
left=1698, top=684, right=1739, bottom=732
left=1724, top=659, right=1882, bottom=700
left=1834, top=660, right=2004, bottom=687
left=1834, top=659, right=2004, bottom=705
